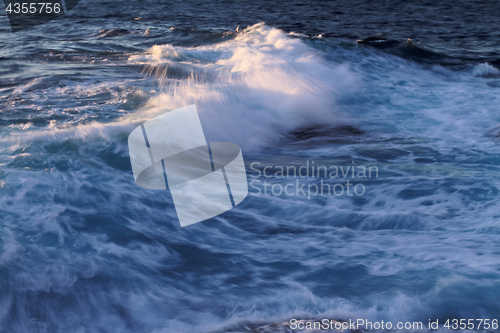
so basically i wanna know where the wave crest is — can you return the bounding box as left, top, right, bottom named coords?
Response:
left=127, top=23, right=359, bottom=151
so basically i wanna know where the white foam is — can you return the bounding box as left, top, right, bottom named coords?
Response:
left=472, top=62, right=500, bottom=78
left=127, top=23, right=359, bottom=152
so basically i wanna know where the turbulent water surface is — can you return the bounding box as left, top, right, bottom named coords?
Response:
left=1, top=1, right=500, bottom=332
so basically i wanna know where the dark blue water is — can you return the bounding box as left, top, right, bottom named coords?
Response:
left=1, top=1, right=500, bottom=332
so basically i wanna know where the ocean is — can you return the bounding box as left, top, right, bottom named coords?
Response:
left=1, top=0, right=500, bottom=332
